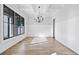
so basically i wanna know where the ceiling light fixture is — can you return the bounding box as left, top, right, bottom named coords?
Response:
left=34, top=6, right=44, bottom=23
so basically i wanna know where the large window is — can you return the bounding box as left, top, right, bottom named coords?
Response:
left=3, top=5, right=25, bottom=40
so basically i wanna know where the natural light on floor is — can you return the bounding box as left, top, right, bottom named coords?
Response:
left=31, top=35, right=48, bottom=44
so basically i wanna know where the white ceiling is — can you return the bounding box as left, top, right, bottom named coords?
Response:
left=17, top=4, right=65, bottom=17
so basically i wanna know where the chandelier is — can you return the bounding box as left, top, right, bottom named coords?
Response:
left=34, top=6, right=44, bottom=23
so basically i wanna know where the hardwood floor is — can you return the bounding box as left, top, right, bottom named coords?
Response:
left=1, top=37, right=77, bottom=55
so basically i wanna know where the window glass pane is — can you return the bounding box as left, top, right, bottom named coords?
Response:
left=14, top=13, right=17, bottom=24
left=20, top=17, right=24, bottom=34
left=9, top=10, right=14, bottom=24
left=4, top=5, right=9, bottom=15
left=3, top=15, right=8, bottom=23
left=9, top=17, right=13, bottom=23
left=14, top=24, right=18, bottom=36
left=21, top=26, right=24, bottom=34
left=14, top=13, right=20, bottom=35
left=4, top=23, right=8, bottom=39
left=20, top=17, right=24, bottom=26
left=3, top=5, right=9, bottom=23
left=14, top=13, right=20, bottom=25
left=9, top=24, right=13, bottom=37
left=18, top=26, right=21, bottom=35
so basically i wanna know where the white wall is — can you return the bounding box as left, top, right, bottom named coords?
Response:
left=0, top=5, right=3, bottom=42
left=0, top=4, right=27, bottom=54
left=55, top=4, right=79, bottom=54
left=27, top=16, right=53, bottom=37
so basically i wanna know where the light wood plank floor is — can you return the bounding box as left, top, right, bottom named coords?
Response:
left=1, top=37, right=77, bottom=55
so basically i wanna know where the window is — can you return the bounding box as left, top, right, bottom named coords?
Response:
left=9, top=9, right=14, bottom=37
left=14, top=13, right=20, bottom=36
left=20, top=17, right=25, bottom=34
left=3, top=5, right=25, bottom=40
left=3, top=5, right=10, bottom=39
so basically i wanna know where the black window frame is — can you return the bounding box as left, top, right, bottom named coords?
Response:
left=3, top=5, right=25, bottom=40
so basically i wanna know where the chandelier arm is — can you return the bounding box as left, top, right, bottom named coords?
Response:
left=33, top=6, right=44, bottom=23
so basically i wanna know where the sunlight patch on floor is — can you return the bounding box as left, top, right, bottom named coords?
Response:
left=51, top=53, right=57, bottom=55
left=31, top=37, right=48, bottom=44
